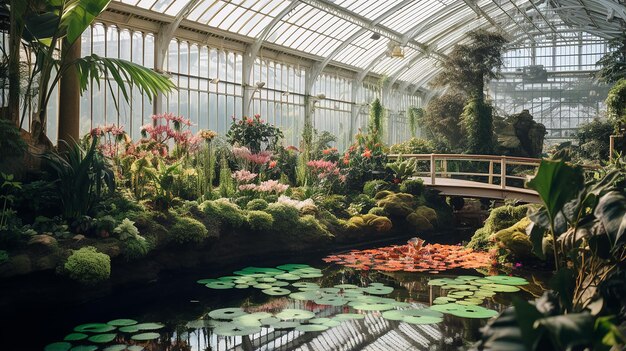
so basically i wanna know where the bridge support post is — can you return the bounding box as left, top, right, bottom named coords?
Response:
left=500, top=157, right=506, bottom=189
left=430, top=154, right=436, bottom=185
left=488, top=161, right=494, bottom=184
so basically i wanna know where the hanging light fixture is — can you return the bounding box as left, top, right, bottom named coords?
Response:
left=391, top=45, right=404, bottom=58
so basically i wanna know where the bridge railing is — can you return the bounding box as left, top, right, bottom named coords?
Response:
left=387, top=154, right=542, bottom=190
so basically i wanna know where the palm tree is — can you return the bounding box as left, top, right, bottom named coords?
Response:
left=3, top=0, right=175, bottom=144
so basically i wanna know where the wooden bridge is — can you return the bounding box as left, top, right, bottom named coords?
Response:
left=388, top=154, right=543, bottom=203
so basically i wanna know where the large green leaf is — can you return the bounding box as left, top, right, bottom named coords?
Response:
left=549, top=268, right=575, bottom=312
left=24, top=12, right=60, bottom=42
left=534, top=313, right=595, bottom=350
left=527, top=160, right=584, bottom=224
left=73, top=54, right=175, bottom=106
left=512, top=298, right=545, bottom=351
left=62, top=0, right=111, bottom=44
left=593, top=191, right=626, bottom=250
left=594, top=316, right=626, bottom=350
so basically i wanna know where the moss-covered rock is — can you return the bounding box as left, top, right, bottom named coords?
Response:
left=363, top=180, right=393, bottom=198
left=406, top=213, right=434, bottom=231
left=414, top=206, right=437, bottom=224
left=200, top=199, right=247, bottom=228
left=170, top=216, right=209, bottom=244
left=64, top=246, right=111, bottom=285
left=368, top=206, right=387, bottom=216
left=376, top=192, right=416, bottom=217
left=246, top=198, right=269, bottom=211
left=247, top=210, right=274, bottom=231
left=344, top=214, right=392, bottom=233
left=399, top=179, right=425, bottom=197
left=298, top=215, right=332, bottom=237
left=467, top=204, right=531, bottom=251
left=264, top=203, right=300, bottom=234
left=492, top=217, right=533, bottom=258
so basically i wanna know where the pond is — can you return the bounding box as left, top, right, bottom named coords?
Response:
left=4, top=240, right=539, bottom=351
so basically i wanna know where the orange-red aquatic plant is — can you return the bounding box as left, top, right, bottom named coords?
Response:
left=323, top=238, right=491, bottom=272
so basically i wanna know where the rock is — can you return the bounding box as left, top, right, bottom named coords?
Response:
left=0, top=254, right=32, bottom=278
left=28, top=234, right=57, bottom=248
left=496, top=110, right=546, bottom=157
left=73, top=234, right=85, bottom=242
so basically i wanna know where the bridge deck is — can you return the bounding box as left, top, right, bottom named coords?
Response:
left=417, top=177, right=540, bottom=204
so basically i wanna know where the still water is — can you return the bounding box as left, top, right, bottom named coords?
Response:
left=2, top=245, right=538, bottom=351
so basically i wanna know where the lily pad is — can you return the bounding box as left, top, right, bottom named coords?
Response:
left=456, top=275, right=481, bottom=281
left=208, top=308, right=247, bottom=320
left=334, top=284, right=359, bottom=289
left=402, top=315, right=444, bottom=324
left=119, top=325, right=140, bottom=333
left=74, top=323, right=116, bottom=333
left=259, top=317, right=300, bottom=329
left=131, top=332, right=160, bottom=341
left=323, top=320, right=341, bottom=327
left=64, top=333, right=88, bottom=341
left=292, top=282, right=319, bottom=288
left=332, top=313, right=365, bottom=321
left=351, top=303, right=396, bottom=311
left=205, top=281, right=235, bottom=289
left=134, top=322, right=164, bottom=330
left=102, top=346, right=129, bottom=351
left=45, top=342, right=72, bottom=351
left=289, top=291, right=321, bottom=301
left=217, top=276, right=240, bottom=281
left=427, top=278, right=456, bottom=286
left=309, top=318, right=331, bottom=324
left=295, top=324, right=329, bottom=332
left=213, top=323, right=261, bottom=336
left=235, top=284, right=250, bottom=289
left=276, top=264, right=311, bottom=271
left=276, top=309, right=315, bottom=320
left=70, top=346, right=98, bottom=351
left=483, top=275, right=529, bottom=285
left=107, top=319, right=138, bottom=327
left=88, top=333, right=117, bottom=343
left=269, top=280, right=290, bottom=287
left=433, top=297, right=456, bottom=304
left=297, top=272, right=324, bottom=278
left=382, top=308, right=443, bottom=321
left=240, top=267, right=285, bottom=275
left=314, top=296, right=347, bottom=306
left=197, top=278, right=218, bottom=284
left=127, top=347, right=145, bottom=351
left=274, top=273, right=301, bottom=281
left=474, top=290, right=496, bottom=298
left=363, top=285, right=394, bottom=295
left=430, top=303, right=499, bottom=319
left=258, top=277, right=277, bottom=283
left=320, top=287, right=340, bottom=294
left=252, top=283, right=274, bottom=289
left=262, top=287, right=292, bottom=296
left=479, top=283, right=521, bottom=292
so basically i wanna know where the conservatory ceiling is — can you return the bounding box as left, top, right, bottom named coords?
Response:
left=107, top=0, right=626, bottom=90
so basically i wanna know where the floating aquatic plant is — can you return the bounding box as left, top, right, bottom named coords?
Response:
left=323, top=238, right=491, bottom=272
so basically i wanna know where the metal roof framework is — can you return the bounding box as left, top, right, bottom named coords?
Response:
left=108, top=0, right=625, bottom=96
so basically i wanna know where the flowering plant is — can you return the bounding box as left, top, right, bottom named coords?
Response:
left=232, top=170, right=257, bottom=183
left=342, top=129, right=387, bottom=191
left=307, top=159, right=346, bottom=193
left=226, top=114, right=283, bottom=152
left=238, top=179, right=289, bottom=194
left=140, top=113, right=201, bottom=157
left=89, top=124, right=130, bottom=158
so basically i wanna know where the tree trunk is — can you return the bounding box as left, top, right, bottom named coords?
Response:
left=6, top=0, right=23, bottom=125
left=58, top=38, right=81, bottom=148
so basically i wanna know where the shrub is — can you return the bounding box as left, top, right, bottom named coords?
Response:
left=113, top=218, right=140, bottom=241
left=95, top=215, right=117, bottom=236
left=363, top=180, right=392, bottom=198
left=345, top=214, right=392, bottom=233
left=246, top=198, right=269, bottom=211
left=170, top=216, right=209, bottom=244
left=298, top=214, right=332, bottom=237
left=467, top=204, right=531, bottom=251
left=406, top=212, right=434, bottom=231
left=247, top=210, right=274, bottom=231
left=492, top=217, right=533, bottom=259
left=575, top=118, right=614, bottom=161
left=264, top=203, right=300, bottom=233
left=200, top=199, right=247, bottom=228
left=0, top=250, right=8, bottom=264
left=368, top=207, right=387, bottom=216
left=399, top=179, right=425, bottom=197
left=123, top=236, right=150, bottom=261
left=389, top=138, right=434, bottom=154
left=376, top=192, right=416, bottom=217
left=414, top=206, right=438, bottom=224
left=64, top=246, right=111, bottom=285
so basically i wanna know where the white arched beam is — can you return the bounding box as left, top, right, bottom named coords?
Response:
left=305, top=0, right=420, bottom=95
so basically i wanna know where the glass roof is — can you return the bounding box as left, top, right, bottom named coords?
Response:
left=110, top=0, right=624, bottom=90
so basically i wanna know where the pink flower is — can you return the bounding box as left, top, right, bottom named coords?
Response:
left=269, top=160, right=277, bottom=169
left=232, top=170, right=258, bottom=183
left=232, top=146, right=252, bottom=159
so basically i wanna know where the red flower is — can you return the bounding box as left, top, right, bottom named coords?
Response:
left=392, top=178, right=401, bottom=184
left=269, top=160, right=277, bottom=169
left=362, top=148, right=372, bottom=158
